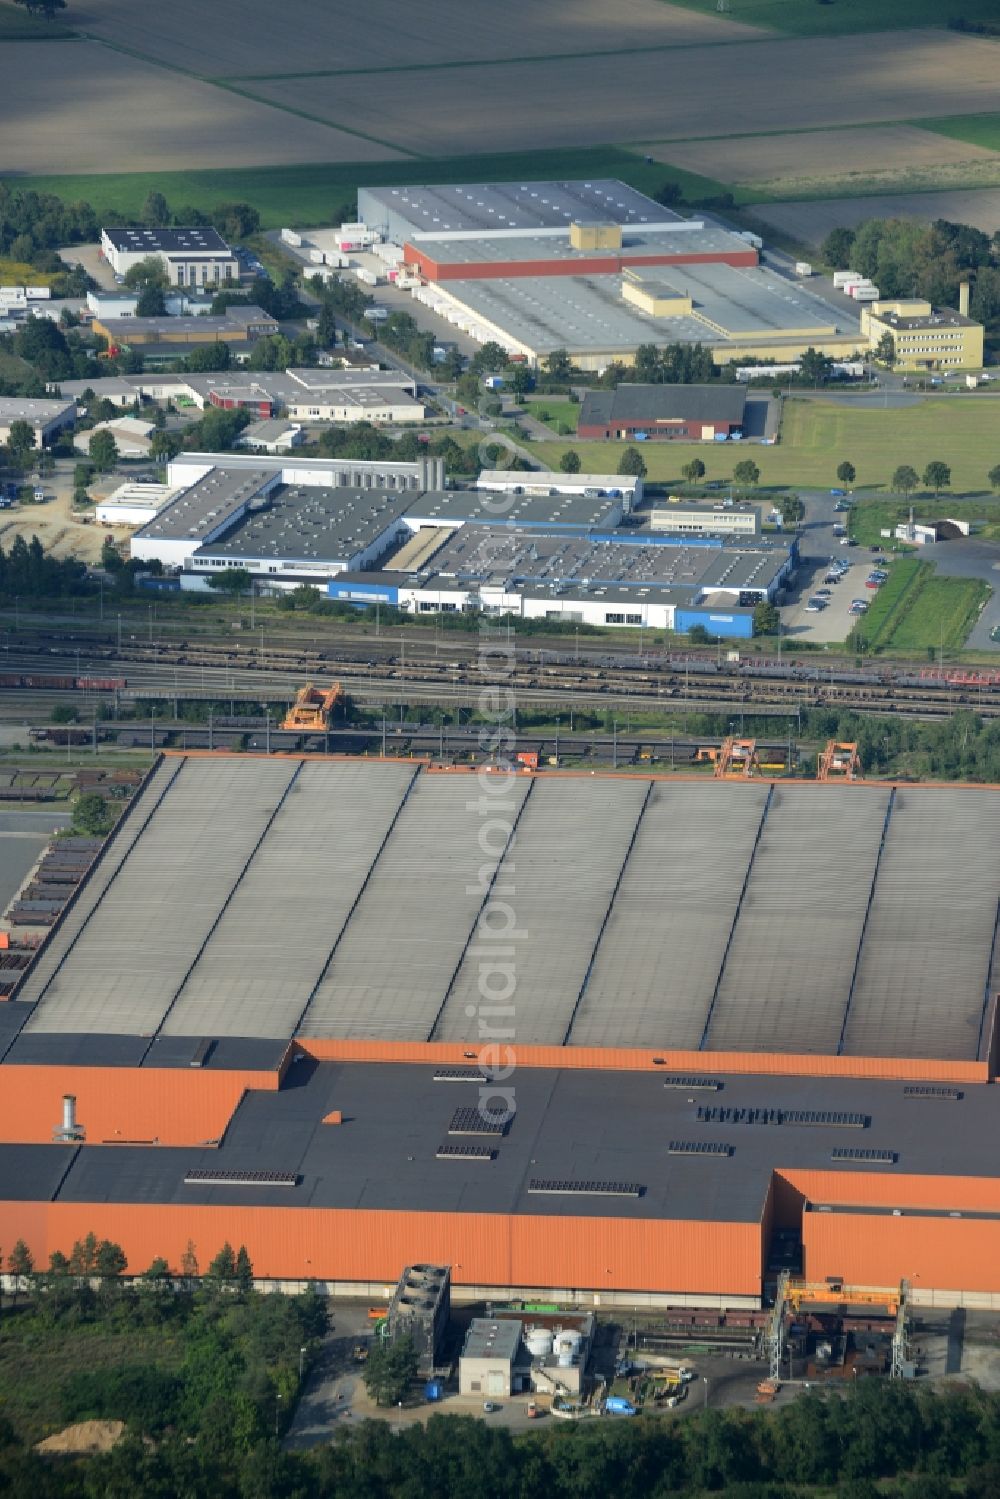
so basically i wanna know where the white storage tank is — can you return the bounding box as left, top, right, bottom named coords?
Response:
left=795, top=261, right=813, bottom=277
left=553, top=1330, right=583, bottom=1363
left=525, top=1327, right=553, bottom=1359
left=280, top=228, right=303, bottom=247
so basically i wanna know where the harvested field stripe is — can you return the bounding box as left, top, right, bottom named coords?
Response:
left=219, top=34, right=777, bottom=82
left=212, top=81, right=420, bottom=157
left=74, top=31, right=208, bottom=78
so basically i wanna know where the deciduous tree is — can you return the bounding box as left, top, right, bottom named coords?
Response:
left=733, top=459, right=761, bottom=488
left=618, top=446, right=647, bottom=478
left=559, top=449, right=581, bottom=473
left=836, top=461, right=856, bottom=485
left=923, top=460, right=951, bottom=495
left=892, top=464, right=919, bottom=496
left=681, top=458, right=706, bottom=484
left=88, top=429, right=118, bottom=472
left=363, top=1335, right=418, bottom=1407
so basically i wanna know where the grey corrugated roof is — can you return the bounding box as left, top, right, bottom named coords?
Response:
left=579, top=384, right=747, bottom=427
left=13, top=760, right=999, bottom=1068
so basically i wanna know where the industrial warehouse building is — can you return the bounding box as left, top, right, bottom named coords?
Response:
left=350, top=180, right=863, bottom=370
left=92, top=306, right=278, bottom=351
left=330, top=525, right=791, bottom=633
left=2, top=759, right=1000, bottom=1308
left=100, top=226, right=240, bottom=288
left=577, top=384, right=746, bottom=441
left=56, top=366, right=421, bottom=424
left=127, top=455, right=785, bottom=633
left=0, top=397, right=76, bottom=446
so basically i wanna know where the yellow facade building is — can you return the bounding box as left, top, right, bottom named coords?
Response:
left=860, top=289, right=984, bottom=372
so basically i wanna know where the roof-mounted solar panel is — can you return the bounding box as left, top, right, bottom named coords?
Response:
left=184, top=1167, right=298, bottom=1187
left=903, top=1085, right=963, bottom=1101
left=528, top=1179, right=643, bottom=1197
left=434, top=1067, right=488, bottom=1082
left=668, top=1140, right=732, bottom=1157
left=436, top=1143, right=495, bottom=1161
left=448, top=1106, right=506, bottom=1137
left=661, top=1075, right=723, bottom=1091
left=831, top=1147, right=896, bottom=1164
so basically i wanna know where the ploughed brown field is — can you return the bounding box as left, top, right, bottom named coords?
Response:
left=639, top=124, right=1000, bottom=187
left=240, top=30, right=1000, bottom=157
left=67, top=0, right=768, bottom=76
left=0, top=42, right=408, bottom=175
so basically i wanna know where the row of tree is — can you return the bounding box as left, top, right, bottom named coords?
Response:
left=822, top=217, right=1000, bottom=325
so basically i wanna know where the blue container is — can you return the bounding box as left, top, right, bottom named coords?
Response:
left=424, top=1380, right=443, bottom=1402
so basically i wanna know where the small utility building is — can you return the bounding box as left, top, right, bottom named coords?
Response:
left=578, top=384, right=746, bottom=441
left=459, top=1319, right=524, bottom=1399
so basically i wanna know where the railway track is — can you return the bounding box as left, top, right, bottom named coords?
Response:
left=2, top=636, right=999, bottom=724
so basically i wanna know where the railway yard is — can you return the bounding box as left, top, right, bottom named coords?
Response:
left=2, top=625, right=1000, bottom=736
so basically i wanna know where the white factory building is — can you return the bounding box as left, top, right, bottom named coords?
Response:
left=476, top=469, right=642, bottom=510
left=100, top=227, right=240, bottom=288
left=0, top=397, right=76, bottom=446
left=650, top=502, right=760, bottom=538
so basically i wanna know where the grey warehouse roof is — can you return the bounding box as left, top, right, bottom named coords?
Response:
left=192, top=483, right=414, bottom=564
left=414, top=524, right=789, bottom=594
left=403, top=488, right=622, bottom=530
left=579, top=384, right=747, bottom=427
left=435, top=266, right=859, bottom=358
left=8, top=761, right=999, bottom=1066
left=359, top=180, right=678, bottom=237
left=135, top=467, right=273, bottom=543
left=103, top=226, right=231, bottom=255
left=10, top=1060, right=1000, bottom=1223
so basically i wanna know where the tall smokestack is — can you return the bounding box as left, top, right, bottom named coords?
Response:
left=959, top=281, right=970, bottom=317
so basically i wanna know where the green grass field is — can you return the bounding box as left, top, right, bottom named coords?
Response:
left=853, top=559, right=990, bottom=654
left=0, top=1, right=73, bottom=38
left=8, top=147, right=732, bottom=230
left=526, top=398, right=580, bottom=435
left=525, top=396, right=1000, bottom=495
left=916, top=113, right=1000, bottom=152
left=666, top=0, right=1000, bottom=36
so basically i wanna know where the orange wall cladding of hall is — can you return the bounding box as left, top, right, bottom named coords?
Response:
left=0, top=1203, right=765, bottom=1299
left=404, top=245, right=760, bottom=281
left=786, top=1171, right=1000, bottom=1295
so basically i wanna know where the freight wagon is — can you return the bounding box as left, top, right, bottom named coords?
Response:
left=0, top=674, right=126, bottom=691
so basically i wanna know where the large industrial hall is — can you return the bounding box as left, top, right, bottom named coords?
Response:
left=2, top=755, right=1000, bottom=1309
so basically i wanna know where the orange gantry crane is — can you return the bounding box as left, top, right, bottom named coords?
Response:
left=713, top=736, right=760, bottom=779
left=817, top=740, right=863, bottom=782
left=281, top=682, right=344, bottom=732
